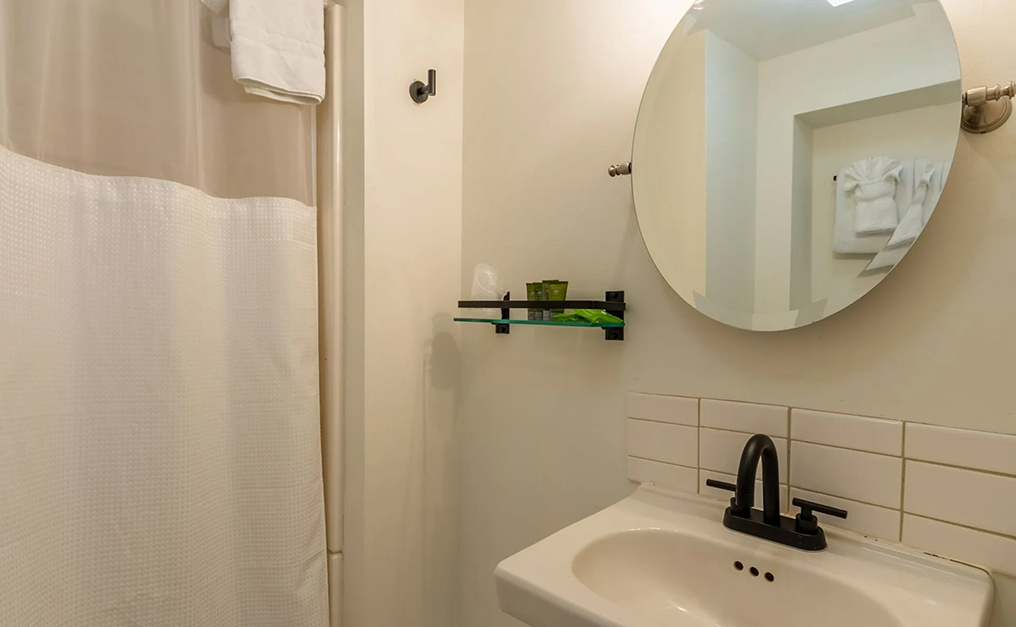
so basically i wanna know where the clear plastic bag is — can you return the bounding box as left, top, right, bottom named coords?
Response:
left=471, top=264, right=506, bottom=319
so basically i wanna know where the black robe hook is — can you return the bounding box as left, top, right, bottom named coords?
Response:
left=410, top=69, right=437, bottom=104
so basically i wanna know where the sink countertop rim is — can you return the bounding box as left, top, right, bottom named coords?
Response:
left=495, top=485, right=994, bottom=627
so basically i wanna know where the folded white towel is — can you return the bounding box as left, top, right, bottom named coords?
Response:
left=843, top=157, right=903, bottom=235
left=833, top=160, right=912, bottom=254
left=201, top=0, right=326, bottom=105
left=887, top=161, right=934, bottom=249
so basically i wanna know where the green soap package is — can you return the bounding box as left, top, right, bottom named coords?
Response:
left=526, top=282, right=539, bottom=320
left=532, top=282, right=547, bottom=320
left=543, top=280, right=568, bottom=320
left=552, top=309, right=623, bottom=325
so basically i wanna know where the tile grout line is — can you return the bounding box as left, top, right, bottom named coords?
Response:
left=901, top=417, right=1016, bottom=439
left=899, top=427, right=908, bottom=541
left=628, top=454, right=697, bottom=471
left=700, top=424, right=790, bottom=440
left=789, top=485, right=900, bottom=512
left=906, top=512, right=1016, bottom=544
left=786, top=407, right=793, bottom=497
left=905, top=457, right=1016, bottom=481
left=696, top=400, right=702, bottom=496
left=627, top=416, right=699, bottom=429
left=705, top=468, right=788, bottom=483
left=791, top=438, right=903, bottom=460
left=633, top=393, right=1016, bottom=443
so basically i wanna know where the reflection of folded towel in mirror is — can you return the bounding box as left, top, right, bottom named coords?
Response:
left=924, top=159, right=952, bottom=226
left=872, top=158, right=953, bottom=270
left=867, top=241, right=909, bottom=272
left=887, top=161, right=934, bottom=249
left=843, top=157, right=904, bottom=235
left=834, top=160, right=912, bottom=254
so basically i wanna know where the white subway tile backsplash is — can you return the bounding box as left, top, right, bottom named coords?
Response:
left=904, top=461, right=1016, bottom=538
left=789, top=488, right=901, bottom=542
left=627, top=393, right=698, bottom=426
left=624, top=390, right=1016, bottom=574
left=700, top=428, right=788, bottom=483
left=699, top=470, right=788, bottom=512
left=906, top=424, right=1016, bottom=477
left=791, top=409, right=902, bottom=456
left=628, top=457, right=697, bottom=493
left=904, top=514, right=1016, bottom=578
left=627, top=419, right=697, bottom=467
left=701, top=399, right=788, bottom=438
left=790, top=441, right=902, bottom=508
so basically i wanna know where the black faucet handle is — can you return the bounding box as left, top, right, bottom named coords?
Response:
left=793, top=498, right=847, bottom=535
left=705, top=479, right=737, bottom=492
left=706, top=479, right=747, bottom=517
left=793, top=498, right=848, bottom=520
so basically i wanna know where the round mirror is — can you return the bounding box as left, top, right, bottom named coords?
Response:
left=632, top=0, right=962, bottom=331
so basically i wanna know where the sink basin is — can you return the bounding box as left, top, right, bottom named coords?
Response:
left=495, top=486, right=994, bottom=627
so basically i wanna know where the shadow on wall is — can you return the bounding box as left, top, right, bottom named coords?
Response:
left=428, top=313, right=461, bottom=392
left=423, top=312, right=460, bottom=627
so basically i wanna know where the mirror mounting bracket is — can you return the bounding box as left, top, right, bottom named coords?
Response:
left=963, top=82, right=1015, bottom=134
left=608, top=162, right=632, bottom=177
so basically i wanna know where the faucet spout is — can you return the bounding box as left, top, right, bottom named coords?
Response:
left=733, top=434, right=781, bottom=527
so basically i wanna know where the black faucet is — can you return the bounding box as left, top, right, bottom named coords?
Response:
left=706, top=434, right=848, bottom=552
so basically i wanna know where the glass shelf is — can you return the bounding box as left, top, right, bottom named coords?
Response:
left=454, top=317, right=624, bottom=329
left=456, top=290, right=625, bottom=341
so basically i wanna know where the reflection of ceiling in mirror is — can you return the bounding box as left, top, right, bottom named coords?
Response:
left=689, top=0, right=934, bottom=61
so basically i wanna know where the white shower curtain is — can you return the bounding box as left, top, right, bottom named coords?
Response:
left=0, top=1, right=329, bottom=625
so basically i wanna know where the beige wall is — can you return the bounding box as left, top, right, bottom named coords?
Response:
left=341, top=0, right=464, bottom=625
left=461, top=1, right=1016, bottom=626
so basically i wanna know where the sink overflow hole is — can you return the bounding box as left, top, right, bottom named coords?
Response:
left=749, top=567, right=759, bottom=577
left=733, top=561, right=743, bottom=571
left=765, top=572, right=775, bottom=582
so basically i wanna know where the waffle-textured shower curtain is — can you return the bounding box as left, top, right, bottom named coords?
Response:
left=0, top=1, right=329, bottom=625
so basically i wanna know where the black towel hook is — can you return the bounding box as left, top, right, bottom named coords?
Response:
left=410, top=69, right=437, bottom=104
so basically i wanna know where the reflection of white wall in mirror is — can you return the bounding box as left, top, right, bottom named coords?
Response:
left=753, top=2, right=960, bottom=314
left=633, top=30, right=708, bottom=299
left=704, top=32, right=758, bottom=311
left=826, top=0, right=860, bottom=7
left=790, top=118, right=814, bottom=310
left=809, top=103, right=958, bottom=302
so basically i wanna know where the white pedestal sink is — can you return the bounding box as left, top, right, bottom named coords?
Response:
left=495, top=486, right=993, bottom=627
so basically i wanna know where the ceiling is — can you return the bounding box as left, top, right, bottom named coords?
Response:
left=688, top=0, right=930, bottom=61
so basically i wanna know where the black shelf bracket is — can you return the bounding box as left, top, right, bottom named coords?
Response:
left=605, top=291, right=624, bottom=342
left=496, top=292, right=511, bottom=335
